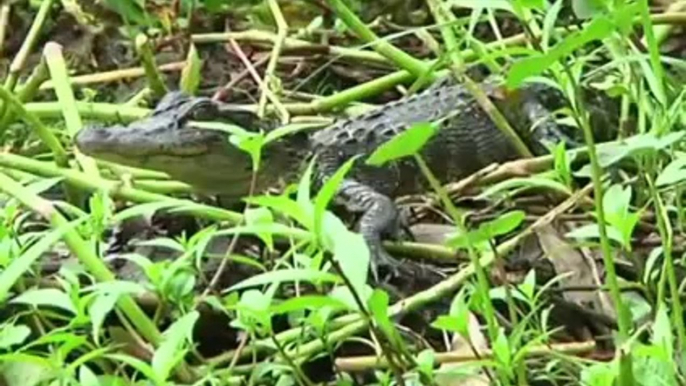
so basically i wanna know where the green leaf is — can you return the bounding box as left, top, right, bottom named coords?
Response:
left=78, top=365, right=100, bottom=386
left=520, top=270, right=536, bottom=300
left=10, top=288, right=77, bottom=315
left=553, top=140, right=572, bottom=187
left=270, top=295, right=351, bottom=315
left=0, top=359, right=54, bottom=386
left=296, top=157, right=317, bottom=221
left=264, top=122, right=327, bottom=144
left=89, top=293, right=120, bottom=346
left=479, top=176, right=572, bottom=199
left=243, top=195, right=309, bottom=229
left=0, top=217, right=86, bottom=303
left=518, top=0, right=545, bottom=10
left=493, top=329, right=513, bottom=376
left=542, top=0, right=564, bottom=49
left=229, top=130, right=265, bottom=172
left=180, top=43, right=202, bottom=94
left=656, top=155, right=686, bottom=187
left=572, top=0, right=606, bottom=19
left=330, top=222, right=370, bottom=292
left=507, top=16, right=615, bottom=88
left=602, top=184, right=631, bottom=226
left=106, top=354, right=160, bottom=384
left=226, top=268, right=341, bottom=293
left=565, top=223, right=625, bottom=245
left=480, top=210, right=526, bottom=237
left=153, top=311, right=199, bottom=381
left=0, top=323, right=30, bottom=350
left=368, top=290, right=403, bottom=348
left=580, top=362, right=617, bottom=386
left=245, top=207, right=275, bottom=252
left=314, top=156, right=358, bottom=239
left=102, top=0, right=151, bottom=27
left=366, top=122, right=438, bottom=166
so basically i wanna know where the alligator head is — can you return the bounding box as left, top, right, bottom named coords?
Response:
left=75, top=92, right=306, bottom=199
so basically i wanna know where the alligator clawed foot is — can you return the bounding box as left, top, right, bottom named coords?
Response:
left=368, top=241, right=408, bottom=283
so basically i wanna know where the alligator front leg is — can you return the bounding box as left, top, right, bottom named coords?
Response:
left=335, top=179, right=406, bottom=281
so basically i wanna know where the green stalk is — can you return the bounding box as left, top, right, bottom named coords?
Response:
left=0, top=86, right=68, bottom=165
left=0, top=57, right=49, bottom=134
left=2, top=0, right=54, bottom=92
left=0, top=152, right=246, bottom=225
left=43, top=42, right=100, bottom=177
left=25, top=101, right=150, bottom=121
left=135, top=34, right=168, bottom=97
left=324, top=0, right=432, bottom=78
left=646, top=174, right=685, bottom=353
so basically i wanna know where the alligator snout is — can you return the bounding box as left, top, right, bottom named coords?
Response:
left=75, top=126, right=115, bottom=154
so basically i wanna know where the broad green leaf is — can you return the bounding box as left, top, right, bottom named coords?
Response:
left=245, top=207, right=275, bottom=252
left=314, top=156, right=358, bottom=239
left=78, top=365, right=100, bottom=386
left=226, top=268, right=341, bottom=293
left=416, top=349, right=436, bottom=378
left=153, top=311, right=199, bottom=381
left=0, top=324, right=30, bottom=350
left=0, top=359, right=54, bottom=386
left=229, top=130, right=265, bottom=172
left=572, top=0, right=606, bottom=19
left=329, top=285, right=374, bottom=312
left=480, top=210, right=526, bottom=237
left=296, top=157, right=317, bottom=220
left=431, top=315, right=462, bottom=333
left=492, top=329, right=512, bottom=376
left=553, top=140, right=572, bottom=187
left=180, top=43, right=202, bottom=94
left=366, top=122, right=438, bottom=166
left=520, top=270, right=537, bottom=300
left=656, top=155, right=686, bottom=187
left=507, top=16, right=615, bottom=88
left=368, top=290, right=402, bottom=348
left=106, top=354, right=160, bottom=384
left=230, top=290, right=273, bottom=334
left=324, top=212, right=370, bottom=291
left=580, top=362, right=617, bottom=386
left=243, top=195, right=309, bottom=228
left=102, top=0, right=151, bottom=26
left=603, top=184, right=631, bottom=225
left=518, top=0, right=545, bottom=10
left=270, top=295, right=350, bottom=315
left=10, top=288, right=77, bottom=315
left=565, top=223, right=624, bottom=245
left=89, top=293, right=120, bottom=346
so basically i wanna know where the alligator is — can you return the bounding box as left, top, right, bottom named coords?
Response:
left=74, top=76, right=588, bottom=278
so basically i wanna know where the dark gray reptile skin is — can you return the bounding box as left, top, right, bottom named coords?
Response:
left=75, top=77, right=576, bottom=278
